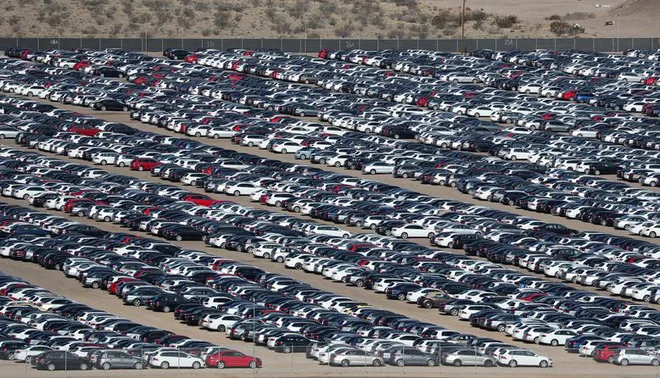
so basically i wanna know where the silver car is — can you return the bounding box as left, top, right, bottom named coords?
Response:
left=329, top=349, right=384, bottom=367
left=613, top=348, right=660, bottom=366
left=442, top=349, right=496, bottom=367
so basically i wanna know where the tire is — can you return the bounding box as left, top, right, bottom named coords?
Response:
left=0, top=135, right=4, bottom=139
left=100, top=160, right=107, bottom=165
left=104, top=216, right=111, bottom=222
left=400, top=232, right=408, bottom=239
left=450, top=308, right=459, bottom=316
left=283, top=346, right=292, bottom=353
left=594, top=170, right=601, bottom=175
left=396, top=359, right=405, bottom=367
left=497, top=324, right=506, bottom=332
left=102, top=362, right=111, bottom=370
left=122, top=107, right=128, bottom=111
left=621, top=359, right=629, bottom=366
left=370, top=169, right=376, bottom=175
left=138, top=166, right=144, bottom=171
left=161, top=361, right=169, bottom=369
left=341, top=359, right=350, bottom=367
left=427, top=359, right=436, bottom=367
left=175, top=235, right=183, bottom=241
left=192, top=362, right=201, bottom=369
left=79, top=363, right=89, bottom=371
left=319, top=158, right=326, bottom=164
left=398, top=293, right=406, bottom=300
left=295, top=263, right=302, bottom=270
left=91, top=281, right=100, bottom=289
left=652, top=359, right=659, bottom=367
left=540, top=360, right=548, bottom=368
left=509, top=360, right=517, bottom=368
left=281, top=149, right=287, bottom=154
left=47, top=363, right=56, bottom=371
left=276, top=257, right=284, bottom=263
left=334, top=162, right=341, bottom=167
left=248, top=142, right=254, bottom=147
left=356, top=279, right=364, bottom=287
left=134, top=362, right=143, bottom=370
left=299, top=113, right=305, bottom=117
left=484, top=359, right=493, bottom=367
left=650, top=232, right=657, bottom=238
left=77, top=211, right=84, bottom=217
left=474, top=113, right=480, bottom=118
left=534, top=336, right=540, bottom=344
left=163, top=305, right=171, bottom=313
left=453, top=359, right=462, bottom=367
left=195, top=132, right=201, bottom=137
left=101, top=106, right=107, bottom=111
left=550, top=339, right=559, bottom=347
left=133, top=299, right=141, bottom=306
left=372, top=359, right=382, bottom=367
left=402, top=173, right=409, bottom=179
left=510, top=155, right=517, bottom=161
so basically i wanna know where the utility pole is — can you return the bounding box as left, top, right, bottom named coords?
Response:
left=460, top=0, right=467, bottom=55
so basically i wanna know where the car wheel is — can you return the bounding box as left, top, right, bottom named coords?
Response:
left=299, top=112, right=305, bottom=117
left=510, top=155, right=517, bottom=160
left=175, top=235, right=183, bottom=241
left=0, top=135, right=4, bottom=140
left=650, top=232, right=657, bottom=238
left=102, top=362, right=111, bottom=370
left=295, top=263, right=302, bottom=270
left=540, top=360, right=549, bottom=368
left=497, top=324, right=506, bottom=332
left=233, top=190, right=241, bottom=196
left=509, top=360, right=517, bottom=368
left=276, top=257, right=284, bottom=263
left=79, top=362, right=89, bottom=371
left=138, top=166, right=144, bottom=171
left=534, top=336, right=540, bottom=344
left=450, top=308, right=459, bottom=316
left=281, top=149, right=287, bottom=154
left=474, top=113, right=480, bottom=118
left=550, top=339, right=559, bottom=347
left=134, top=362, right=143, bottom=370
left=620, top=358, right=629, bottom=366
left=594, top=170, right=601, bottom=175
left=294, top=206, right=301, bottom=212
left=397, top=293, right=406, bottom=300
left=91, top=281, right=100, bottom=289
left=400, top=232, right=408, bottom=239
left=262, top=253, right=271, bottom=259
left=356, top=279, right=364, bottom=287
left=651, top=181, right=658, bottom=187
left=283, top=346, right=292, bottom=353
left=101, top=106, right=107, bottom=111
left=396, top=359, right=405, bottom=367
left=25, top=356, right=32, bottom=364
left=248, top=142, right=254, bottom=147
left=652, top=359, right=659, bottom=366
left=484, top=359, right=494, bottom=367
left=47, top=363, right=56, bottom=371
left=161, top=361, right=170, bottom=369
left=341, top=359, right=350, bottom=367
left=163, top=305, right=171, bottom=313
left=133, top=299, right=141, bottom=306
left=427, top=359, right=436, bottom=367
left=423, top=300, right=434, bottom=309
left=334, top=161, right=341, bottom=167
left=453, top=359, right=462, bottom=367
left=77, top=211, right=84, bottom=217
left=192, top=361, right=201, bottom=369
left=402, top=173, right=409, bottom=178
left=104, top=216, right=111, bottom=222
left=372, top=359, right=382, bottom=367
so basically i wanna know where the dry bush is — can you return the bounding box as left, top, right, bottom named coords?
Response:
left=465, top=9, right=489, bottom=23
left=319, top=0, right=338, bottom=15
left=493, top=15, right=519, bottom=28
left=545, top=14, right=562, bottom=21
left=287, top=0, right=309, bottom=19
left=392, top=0, right=419, bottom=8
left=549, top=20, right=583, bottom=35
left=334, top=22, right=354, bottom=38
left=563, top=12, right=592, bottom=21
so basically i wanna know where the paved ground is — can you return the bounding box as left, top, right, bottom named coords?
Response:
left=0, top=99, right=659, bottom=378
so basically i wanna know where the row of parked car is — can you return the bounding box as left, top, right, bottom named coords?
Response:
left=0, top=46, right=658, bottom=371
left=0, top=271, right=262, bottom=371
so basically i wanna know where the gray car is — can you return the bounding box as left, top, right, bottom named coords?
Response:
left=441, top=348, right=496, bottom=367
left=96, top=350, right=145, bottom=370
left=382, top=346, right=439, bottom=367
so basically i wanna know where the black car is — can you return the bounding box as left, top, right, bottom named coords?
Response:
left=32, top=351, right=91, bottom=371
left=92, top=99, right=129, bottom=111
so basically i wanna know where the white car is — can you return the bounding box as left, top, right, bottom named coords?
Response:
left=272, top=141, right=303, bottom=154
left=305, top=225, right=351, bottom=238
left=362, top=162, right=394, bottom=175
left=92, top=152, right=118, bottom=166
left=537, top=329, right=578, bottom=346
left=12, top=345, right=53, bottom=362
left=200, top=314, right=242, bottom=332
left=496, top=349, right=552, bottom=368
left=224, top=182, right=261, bottom=196
left=148, top=349, right=205, bottom=369
left=390, top=224, right=434, bottom=239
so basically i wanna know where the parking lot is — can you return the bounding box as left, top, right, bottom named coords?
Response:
left=0, top=46, right=659, bottom=377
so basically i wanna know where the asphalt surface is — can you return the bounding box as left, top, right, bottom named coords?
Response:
left=0, top=98, right=659, bottom=378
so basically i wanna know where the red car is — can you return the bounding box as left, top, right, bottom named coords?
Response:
left=183, top=193, right=217, bottom=207
left=594, top=344, right=625, bottom=363
left=130, top=158, right=161, bottom=171
left=206, top=350, right=262, bottom=369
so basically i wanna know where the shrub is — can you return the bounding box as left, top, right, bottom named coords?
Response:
left=549, top=20, right=583, bottom=36
left=493, top=15, right=518, bottom=28
left=334, top=22, right=354, bottom=38
left=545, top=14, right=562, bottom=21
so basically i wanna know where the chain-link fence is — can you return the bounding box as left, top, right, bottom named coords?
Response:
left=0, top=37, right=659, bottom=53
